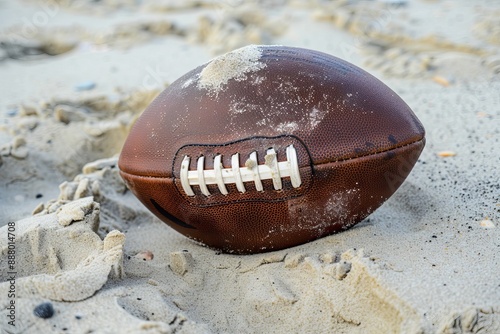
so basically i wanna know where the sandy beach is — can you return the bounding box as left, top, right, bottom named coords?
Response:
left=1, top=0, right=499, bottom=333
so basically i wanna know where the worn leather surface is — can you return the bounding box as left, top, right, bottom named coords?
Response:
left=118, top=46, right=426, bottom=254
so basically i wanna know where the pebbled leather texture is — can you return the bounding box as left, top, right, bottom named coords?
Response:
left=118, top=45, right=426, bottom=254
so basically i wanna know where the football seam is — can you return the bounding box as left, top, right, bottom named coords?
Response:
left=119, top=136, right=425, bottom=179
left=119, top=139, right=424, bottom=210
left=326, top=136, right=425, bottom=165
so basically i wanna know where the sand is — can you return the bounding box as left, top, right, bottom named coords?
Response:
left=1, top=0, right=499, bottom=333
left=197, top=45, right=266, bottom=94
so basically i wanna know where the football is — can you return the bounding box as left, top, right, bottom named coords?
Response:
left=118, top=45, right=425, bottom=254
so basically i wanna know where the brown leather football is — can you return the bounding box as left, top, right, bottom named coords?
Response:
left=118, top=45, right=425, bottom=254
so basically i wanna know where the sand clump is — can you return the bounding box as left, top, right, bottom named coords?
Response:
left=1, top=2, right=282, bottom=62
left=0, top=87, right=159, bottom=222
left=0, top=197, right=125, bottom=302
left=188, top=4, right=284, bottom=55
left=313, top=1, right=498, bottom=79
left=197, top=45, right=267, bottom=94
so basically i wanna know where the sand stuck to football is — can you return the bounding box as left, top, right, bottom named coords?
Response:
left=1, top=1, right=499, bottom=333
left=197, top=44, right=267, bottom=94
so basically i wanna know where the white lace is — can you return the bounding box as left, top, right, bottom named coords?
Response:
left=180, top=145, right=302, bottom=196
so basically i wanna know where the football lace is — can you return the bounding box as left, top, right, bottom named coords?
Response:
left=180, top=145, right=302, bottom=196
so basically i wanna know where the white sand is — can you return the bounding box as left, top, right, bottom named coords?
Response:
left=1, top=0, right=499, bottom=333
left=197, top=45, right=266, bottom=94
